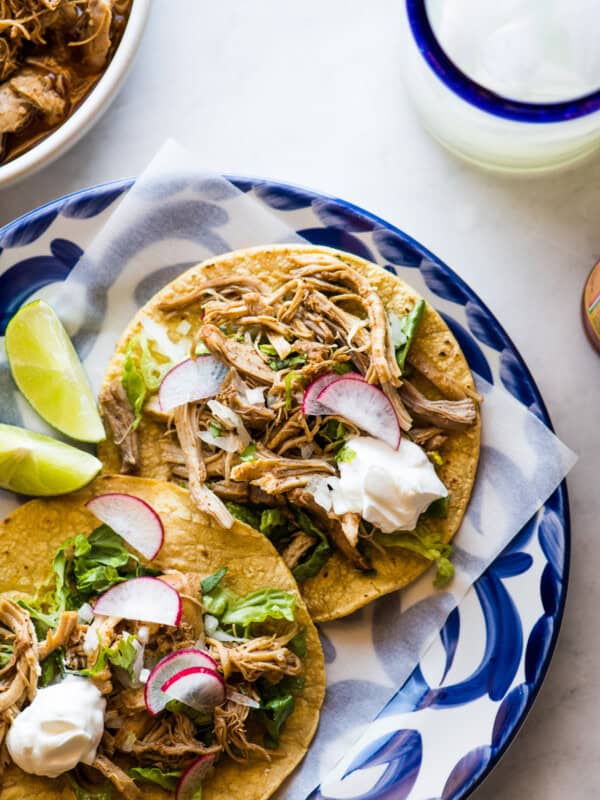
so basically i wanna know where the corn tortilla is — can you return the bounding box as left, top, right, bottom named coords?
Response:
left=0, top=475, right=325, bottom=800
left=98, top=244, right=481, bottom=622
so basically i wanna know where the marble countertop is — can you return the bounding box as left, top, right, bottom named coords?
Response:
left=1, top=1, right=597, bottom=797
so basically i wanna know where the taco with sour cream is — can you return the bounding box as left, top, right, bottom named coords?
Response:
left=0, top=475, right=324, bottom=799
left=98, top=244, right=481, bottom=622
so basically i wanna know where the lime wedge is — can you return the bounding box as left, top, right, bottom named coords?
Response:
left=5, top=300, right=105, bottom=443
left=0, top=424, right=102, bottom=496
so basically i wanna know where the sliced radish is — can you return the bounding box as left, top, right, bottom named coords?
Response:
left=86, top=493, right=164, bottom=560
left=302, top=371, right=364, bottom=416
left=158, top=356, right=228, bottom=412
left=144, top=648, right=218, bottom=715
left=93, top=577, right=182, bottom=627
left=176, top=755, right=216, bottom=800
left=317, top=377, right=401, bottom=449
left=161, top=666, right=225, bottom=712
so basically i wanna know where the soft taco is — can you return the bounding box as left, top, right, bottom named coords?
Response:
left=98, top=244, right=481, bottom=622
left=0, top=475, right=324, bottom=800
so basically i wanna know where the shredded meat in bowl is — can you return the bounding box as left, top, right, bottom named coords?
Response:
left=0, top=0, right=132, bottom=164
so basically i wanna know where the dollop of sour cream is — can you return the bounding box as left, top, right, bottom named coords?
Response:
left=314, top=436, right=447, bottom=532
left=7, top=676, right=106, bottom=778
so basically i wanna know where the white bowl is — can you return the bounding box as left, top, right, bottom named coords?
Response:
left=0, top=0, right=151, bottom=189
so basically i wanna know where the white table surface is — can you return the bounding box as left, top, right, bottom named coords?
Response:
left=1, top=1, right=597, bottom=797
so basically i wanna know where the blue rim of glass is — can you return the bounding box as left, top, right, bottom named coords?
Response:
left=0, top=175, right=571, bottom=800
left=406, top=0, right=600, bottom=123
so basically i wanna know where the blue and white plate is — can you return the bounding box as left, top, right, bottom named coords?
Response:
left=0, top=178, right=569, bottom=800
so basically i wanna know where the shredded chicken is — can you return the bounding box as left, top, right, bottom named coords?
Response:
left=209, top=630, right=302, bottom=683
left=99, top=379, right=140, bottom=473
left=0, top=596, right=39, bottom=755
left=160, top=572, right=204, bottom=639
left=201, top=323, right=276, bottom=385
left=282, top=532, right=316, bottom=569
left=411, top=426, right=448, bottom=451
left=92, top=753, right=142, bottom=800
left=174, top=403, right=234, bottom=528
left=37, top=610, right=77, bottom=661
left=214, top=700, right=269, bottom=763
left=400, top=381, right=478, bottom=430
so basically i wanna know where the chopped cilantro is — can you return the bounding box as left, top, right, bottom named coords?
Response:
left=239, top=442, right=257, bottom=462
left=335, top=445, right=356, bottom=463
left=128, top=767, right=182, bottom=792
left=208, top=420, right=223, bottom=438
left=332, top=362, right=353, bottom=375
left=201, top=567, right=228, bottom=594
left=390, top=299, right=425, bottom=371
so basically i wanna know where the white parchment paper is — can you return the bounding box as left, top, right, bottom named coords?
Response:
left=0, top=142, right=577, bottom=799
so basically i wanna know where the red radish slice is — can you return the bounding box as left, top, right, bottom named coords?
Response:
left=176, top=755, right=216, bottom=800
left=161, top=666, right=225, bottom=711
left=158, top=356, right=228, bottom=412
left=144, top=648, right=218, bottom=715
left=86, top=493, right=164, bottom=560
left=93, top=577, right=182, bottom=627
left=302, top=371, right=364, bottom=416
left=317, top=377, right=401, bottom=449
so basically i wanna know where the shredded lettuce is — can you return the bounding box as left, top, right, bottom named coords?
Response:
left=165, top=698, right=213, bottom=728
left=424, top=495, right=450, bottom=519
left=208, top=420, right=223, bottom=438
left=291, top=510, right=332, bottom=582
left=74, top=635, right=138, bottom=681
left=121, top=342, right=146, bottom=430
left=317, top=420, right=351, bottom=457
left=221, top=590, right=296, bottom=628
left=380, top=530, right=454, bottom=588
left=53, top=525, right=157, bottom=613
left=267, top=353, right=307, bottom=371
left=128, top=766, right=182, bottom=791
left=335, top=445, right=356, bottom=463
left=239, top=442, right=257, bottom=462
left=17, top=597, right=60, bottom=639
left=288, top=627, right=307, bottom=658
left=390, top=299, right=425, bottom=371
left=121, top=334, right=175, bottom=427
left=255, top=676, right=304, bottom=748
left=225, top=502, right=261, bottom=529
left=203, top=582, right=296, bottom=632
left=0, top=642, right=12, bottom=670
left=332, top=362, right=353, bottom=375
left=67, top=774, right=113, bottom=800
left=40, top=648, right=64, bottom=687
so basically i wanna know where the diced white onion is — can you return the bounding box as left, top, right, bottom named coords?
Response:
left=137, top=625, right=150, bottom=644
left=176, top=320, right=192, bottom=335
left=199, top=429, right=241, bottom=453
left=139, top=668, right=150, bottom=684
left=77, top=602, right=94, bottom=625
left=204, top=614, right=219, bottom=636
left=267, top=333, right=292, bottom=360
left=212, top=629, right=249, bottom=643
left=306, top=475, right=335, bottom=512
left=226, top=689, right=260, bottom=709
left=207, top=400, right=251, bottom=451
left=245, top=386, right=266, bottom=406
